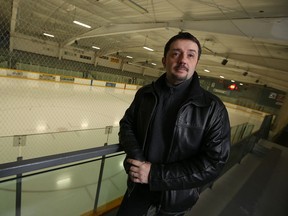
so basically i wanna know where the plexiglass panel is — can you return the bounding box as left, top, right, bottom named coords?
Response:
left=0, top=153, right=126, bottom=216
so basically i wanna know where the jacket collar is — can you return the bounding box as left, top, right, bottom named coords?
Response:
left=185, top=72, right=211, bottom=107
left=142, top=72, right=212, bottom=107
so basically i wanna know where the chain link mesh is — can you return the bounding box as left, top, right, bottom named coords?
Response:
left=0, top=1, right=284, bottom=162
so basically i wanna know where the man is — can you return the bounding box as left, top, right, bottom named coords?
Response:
left=117, top=32, right=231, bottom=216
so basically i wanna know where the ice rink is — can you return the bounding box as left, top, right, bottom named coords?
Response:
left=0, top=76, right=264, bottom=137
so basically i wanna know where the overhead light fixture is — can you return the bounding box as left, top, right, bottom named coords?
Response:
left=36, top=124, right=47, bottom=132
left=151, top=62, right=157, bottom=66
left=73, top=20, right=91, bottom=29
left=221, top=58, right=228, bottom=65
left=231, top=80, right=235, bottom=82
left=121, top=0, right=148, bottom=14
left=204, top=69, right=210, bottom=73
left=92, top=46, right=100, bottom=50
left=220, top=75, right=225, bottom=79
left=240, top=83, right=243, bottom=86
left=43, top=33, right=54, bottom=38
left=143, top=46, right=154, bottom=51
left=126, top=55, right=133, bottom=59
left=81, top=122, right=88, bottom=128
left=56, top=178, right=71, bottom=187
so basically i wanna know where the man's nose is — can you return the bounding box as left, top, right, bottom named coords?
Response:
left=178, top=54, right=187, bottom=64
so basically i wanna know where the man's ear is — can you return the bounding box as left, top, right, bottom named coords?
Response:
left=162, top=57, right=166, bottom=67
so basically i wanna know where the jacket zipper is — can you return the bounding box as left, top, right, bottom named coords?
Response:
left=142, top=92, right=158, bottom=151
left=166, top=101, right=191, bottom=161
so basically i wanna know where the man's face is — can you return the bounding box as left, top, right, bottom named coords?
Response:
left=162, top=39, right=199, bottom=85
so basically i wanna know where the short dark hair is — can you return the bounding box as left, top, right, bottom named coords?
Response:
left=163, top=32, right=202, bottom=60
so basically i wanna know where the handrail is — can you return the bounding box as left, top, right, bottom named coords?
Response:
left=0, top=144, right=123, bottom=179
left=0, top=125, right=116, bottom=138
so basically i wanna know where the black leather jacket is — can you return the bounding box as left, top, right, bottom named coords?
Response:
left=119, top=72, right=231, bottom=212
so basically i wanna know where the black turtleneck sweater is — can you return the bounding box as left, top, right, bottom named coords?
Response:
left=145, top=76, right=192, bottom=163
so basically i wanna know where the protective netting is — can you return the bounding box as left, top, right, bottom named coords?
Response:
left=0, top=0, right=284, bottom=162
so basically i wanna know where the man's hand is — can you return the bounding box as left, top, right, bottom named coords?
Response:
left=127, top=159, right=151, bottom=184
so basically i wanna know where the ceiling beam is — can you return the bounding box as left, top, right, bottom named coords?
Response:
left=62, top=23, right=168, bottom=46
